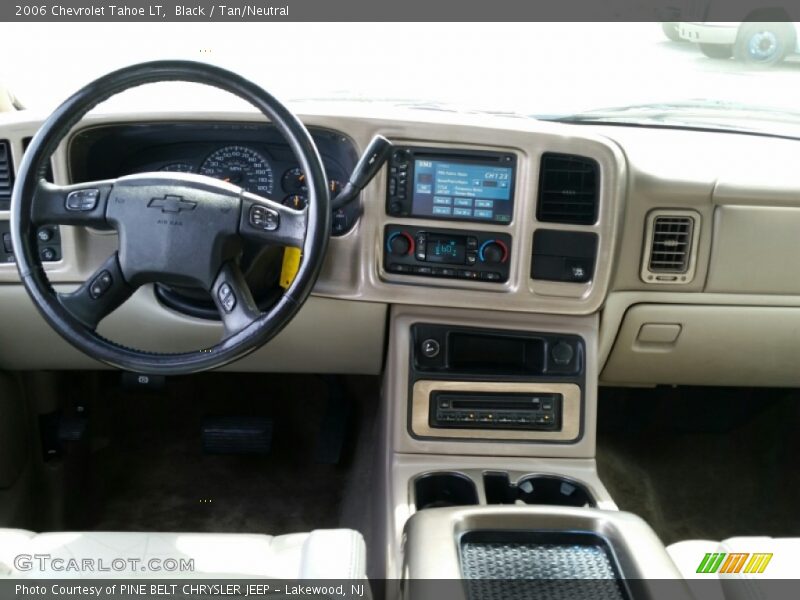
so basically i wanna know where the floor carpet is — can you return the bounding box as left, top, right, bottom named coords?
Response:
left=596, top=386, right=800, bottom=546
left=67, top=373, right=379, bottom=537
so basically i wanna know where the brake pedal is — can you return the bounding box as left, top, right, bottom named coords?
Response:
left=202, top=417, right=273, bottom=455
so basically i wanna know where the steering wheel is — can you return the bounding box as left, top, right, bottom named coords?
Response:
left=11, top=61, right=330, bottom=374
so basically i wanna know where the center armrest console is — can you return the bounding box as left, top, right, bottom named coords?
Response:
left=403, top=506, right=689, bottom=598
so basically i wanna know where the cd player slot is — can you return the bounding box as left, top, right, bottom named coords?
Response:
left=450, top=399, right=544, bottom=411
left=431, top=391, right=562, bottom=431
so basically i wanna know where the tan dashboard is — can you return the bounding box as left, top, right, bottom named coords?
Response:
left=2, top=106, right=800, bottom=384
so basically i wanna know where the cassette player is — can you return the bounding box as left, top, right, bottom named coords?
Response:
left=383, top=225, right=511, bottom=283
left=430, top=391, right=562, bottom=431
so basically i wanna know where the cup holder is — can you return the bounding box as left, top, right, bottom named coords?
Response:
left=414, top=472, right=479, bottom=510
left=483, top=472, right=595, bottom=507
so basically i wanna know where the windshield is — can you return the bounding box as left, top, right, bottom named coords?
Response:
left=2, top=22, right=800, bottom=135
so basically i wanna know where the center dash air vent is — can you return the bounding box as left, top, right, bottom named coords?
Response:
left=0, top=140, right=13, bottom=211
left=537, top=153, right=599, bottom=225
left=641, top=210, right=700, bottom=284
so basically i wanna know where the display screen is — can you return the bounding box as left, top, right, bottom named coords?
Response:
left=411, top=158, right=514, bottom=223
left=426, top=233, right=467, bottom=264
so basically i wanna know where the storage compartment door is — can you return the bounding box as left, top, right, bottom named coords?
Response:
left=707, top=206, right=800, bottom=294
left=602, top=304, right=800, bottom=387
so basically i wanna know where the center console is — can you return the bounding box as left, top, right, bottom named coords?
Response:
left=397, top=470, right=687, bottom=595
left=372, top=133, right=639, bottom=588
left=379, top=304, right=609, bottom=580
left=403, top=468, right=686, bottom=595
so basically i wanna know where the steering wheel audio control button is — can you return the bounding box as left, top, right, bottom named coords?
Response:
left=249, top=205, right=280, bottom=231
left=217, top=283, right=237, bottom=313
left=89, top=270, right=113, bottom=299
left=65, top=189, right=100, bottom=212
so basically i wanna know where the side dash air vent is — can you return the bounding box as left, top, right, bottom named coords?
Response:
left=0, top=140, right=13, bottom=211
left=537, top=153, right=599, bottom=225
left=641, top=210, right=700, bottom=284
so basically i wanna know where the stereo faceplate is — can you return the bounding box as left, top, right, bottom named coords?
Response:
left=386, top=146, right=517, bottom=225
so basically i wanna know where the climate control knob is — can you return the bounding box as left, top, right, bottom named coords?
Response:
left=479, top=240, right=509, bottom=265
left=387, top=231, right=414, bottom=255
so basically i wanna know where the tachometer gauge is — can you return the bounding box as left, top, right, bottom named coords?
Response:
left=160, top=162, right=194, bottom=173
left=199, top=145, right=274, bottom=195
left=283, top=194, right=307, bottom=210
left=282, top=167, right=308, bottom=194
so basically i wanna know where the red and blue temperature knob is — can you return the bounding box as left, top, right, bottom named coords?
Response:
left=478, top=239, right=509, bottom=264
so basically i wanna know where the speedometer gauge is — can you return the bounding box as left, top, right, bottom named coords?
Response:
left=199, top=145, right=274, bottom=195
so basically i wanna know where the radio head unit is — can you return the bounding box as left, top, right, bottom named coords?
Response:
left=387, top=147, right=516, bottom=224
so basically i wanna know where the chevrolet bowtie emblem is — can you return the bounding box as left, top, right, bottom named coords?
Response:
left=148, top=195, right=197, bottom=214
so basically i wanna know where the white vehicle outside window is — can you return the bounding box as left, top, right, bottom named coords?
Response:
left=679, top=21, right=800, bottom=64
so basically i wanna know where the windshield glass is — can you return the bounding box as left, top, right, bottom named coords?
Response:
left=2, top=22, right=800, bottom=134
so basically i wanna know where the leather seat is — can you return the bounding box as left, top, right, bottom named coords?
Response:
left=0, top=529, right=366, bottom=579
left=668, top=537, right=798, bottom=579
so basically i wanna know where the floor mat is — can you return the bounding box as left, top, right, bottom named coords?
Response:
left=74, top=373, right=378, bottom=536
left=597, top=387, right=800, bottom=546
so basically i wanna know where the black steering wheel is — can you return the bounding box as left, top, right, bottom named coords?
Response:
left=11, top=61, right=330, bottom=374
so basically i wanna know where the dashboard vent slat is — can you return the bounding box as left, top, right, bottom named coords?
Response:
left=648, top=215, right=694, bottom=273
left=0, top=140, right=13, bottom=210
left=641, top=210, right=700, bottom=284
left=537, top=153, right=599, bottom=225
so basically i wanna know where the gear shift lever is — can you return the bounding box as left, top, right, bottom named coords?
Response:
left=331, top=135, right=393, bottom=211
